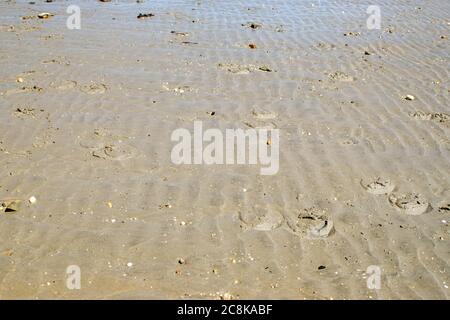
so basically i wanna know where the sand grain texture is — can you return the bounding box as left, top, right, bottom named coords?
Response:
left=0, top=0, right=449, bottom=299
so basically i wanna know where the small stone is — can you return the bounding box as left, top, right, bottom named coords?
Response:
left=29, top=196, right=37, bottom=204
left=405, top=95, right=415, bottom=101
left=258, top=66, right=272, bottom=72
left=16, top=77, right=24, bottom=83
left=127, top=262, right=133, bottom=267
left=37, top=12, right=54, bottom=19
left=137, top=13, right=154, bottom=19
left=318, top=265, right=326, bottom=270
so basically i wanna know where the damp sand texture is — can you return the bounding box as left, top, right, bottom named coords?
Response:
left=0, top=0, right=449, bottom=299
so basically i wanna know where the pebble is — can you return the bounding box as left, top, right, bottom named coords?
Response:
left=29, top=196, right=37, bottom=204
left=37, top=12, right=53, bottom=19
left=127, top=262, right=133, bottom=267
left=405, top=94, right=416, bottom=101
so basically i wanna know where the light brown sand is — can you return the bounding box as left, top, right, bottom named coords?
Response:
left=0, top=0, right=449, bottom=299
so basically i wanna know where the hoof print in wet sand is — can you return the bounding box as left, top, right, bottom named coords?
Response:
left=91, top=144, right=137, bottom=161
left=289, top=207, right=334, bottom=239
left=238, top=208, right=283, bottom=231
left=361, top=178, right=395, bottom=195
left=80, top=129, right=137, bottom=161
left=388, top=193, right=430, bottom=215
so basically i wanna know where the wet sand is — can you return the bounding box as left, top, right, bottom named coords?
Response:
left=0, top=0, right=449, bottom=299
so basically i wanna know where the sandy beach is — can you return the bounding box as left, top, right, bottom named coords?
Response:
left=0, top=0, right=449, bottom=299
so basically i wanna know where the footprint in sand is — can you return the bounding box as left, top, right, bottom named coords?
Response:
left=287, top=207, right=334, bottom=239
left=80, top=83, right=107, bottom=94
left=361, top=177, right=395, bottom=195
left=388, top=193, right=431, bottom=215
left=79, top=129, right=138, bottom=161
left=238, top=206, right=284, bottom=231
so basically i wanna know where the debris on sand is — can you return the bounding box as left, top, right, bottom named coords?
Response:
left=252, top=109, right=278, bottom=120
left=37, top=13, right=54, bottom=19
left=343, top=31, right=360, bottom=36
left=137, top=13, right=155, bottom=19
left=80, top=83, right=107, bottom=94
left=14, top=107, right=36, bottom=118
left=409, top=111, right=449, bottom=123
left=328, top=71, right=355, bottom=82
left=29, top=196, right=37, bottom=204
left=21, top=15, right=36, bottom=20
left=219, top=292, right=236, bottom=300
left=248, top=43, right=257, bottom=49
left=258, top=66, right=272, bottom=72
left=180, top=41, right=198, bottom=45
left=242, top=22, right=261, bottom=29
left=170, top=31, right=189, bottom=36
left=404, top=94, right=416, bottom=101
left=438, top=204, right=450, bottom=213
left=218, top=63, right=274, bottom=74
left=1, top=200, right=22, bottom=213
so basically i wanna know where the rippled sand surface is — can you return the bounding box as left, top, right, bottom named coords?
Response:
left=0, top=0, right=449, bottom=299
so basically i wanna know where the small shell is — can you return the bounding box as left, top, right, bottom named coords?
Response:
left=309, top=220, right=334, bottom=238
left=29, top=196, right=37, bottom=204
left=37, top=13, right=54, bottom=19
